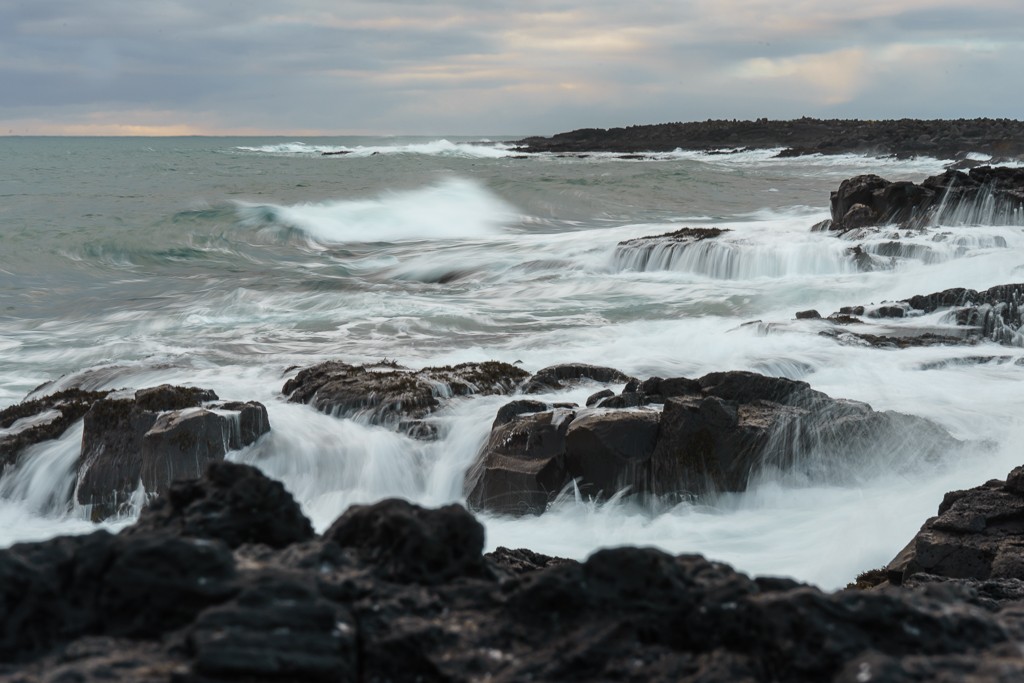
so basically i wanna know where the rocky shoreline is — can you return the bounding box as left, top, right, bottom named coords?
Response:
left=3, top=166, right=1024, bottom=680
left=514, top=117, right=1024, bottom=161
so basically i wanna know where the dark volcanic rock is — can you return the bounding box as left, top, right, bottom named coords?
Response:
left=468, top=370, right=954, bottom=513
left=831, top=283, right=1024, bottom=348
left=515, top=118, right=1024, bottom=160
left=888, top=469, right=1024, bottom=585
left=523, top=363, right=634, bottom=393
left=77, top=386, right=270, bottom=519
left=613, top=227, right=731, bottom=271
left=0, top=388, right=110, bottom=473
left=464, top=407, right=575, bottom=515
left=5, top=461, right=1024, bottom=682
left=283, top=360, right=529, bottom=428
left=324, top=497, right=486, bottom=584
left=126, top=461, right=314, bottom=549
left=827, top=166, right=1024, bottom=231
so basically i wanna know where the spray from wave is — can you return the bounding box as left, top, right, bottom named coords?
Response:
left=236, top=139, right=514, bottom=159
left=235, top=178, right=519, bottom=244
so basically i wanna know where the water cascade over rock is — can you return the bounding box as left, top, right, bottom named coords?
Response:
left=465, top=370, right=954, bottom=516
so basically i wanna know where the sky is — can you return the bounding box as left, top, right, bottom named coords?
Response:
left=2, top=0, right=1023, bottom=136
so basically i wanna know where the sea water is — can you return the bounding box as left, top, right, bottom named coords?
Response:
left=2, top=136, right=1022, bottom=589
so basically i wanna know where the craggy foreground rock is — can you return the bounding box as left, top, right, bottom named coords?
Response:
left=77, top=385, right=269, bottom=519
left=283, top=360, right=529, bottom=434
left=5, top=461, right=1024, bottom=683
left=0, top=388, right=111, bottom=471
left=885, top=465, right=1024, bottom=587
left=467, top=370, right=954, bottom=515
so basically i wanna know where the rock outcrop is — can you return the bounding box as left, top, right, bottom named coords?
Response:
left=5, top=461, right=1024, bottom=683
left=613, top=227, right=731, bottom=271
left=825, top=166, right=1024, bottom=232
left=515, top=118, right=1024, bottom=159
left=467, top=370, right=953, bottom=515
left=0, top=389, right=111, bottom=471
left=77, top=385, right=270, bottom=519
left=886, top=465, right=1024, bottom=586
left=824, top=283, right=1024, bottom=348
left=283, top=360, right=529, bottom=434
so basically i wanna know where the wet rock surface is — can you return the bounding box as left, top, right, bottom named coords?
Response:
left=515, top=118, right=1024, bottom=159
left=823, top=283, right=1024, bottom=348
left=5, top=461, right=1024, bottom=683
left=0, top=388, right=111, bottom=471
left=283, top=360, right=529, bottom=429
left=467, top=370, right=953, bottom=515
left=77, top=385, right=270, bottom=519
left=825, top=166, right=1024, bottom=232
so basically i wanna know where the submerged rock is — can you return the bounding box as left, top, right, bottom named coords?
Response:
left=522, top=363, right=634, bottom=393
left=77, top=385, right=270, bottom=519
left=5, top=461, right=1024, bottom=682
left=613, top=227, right=731, bottom=272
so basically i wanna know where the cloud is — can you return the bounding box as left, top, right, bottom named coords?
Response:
left=2, top=1, right=1023, bottom=135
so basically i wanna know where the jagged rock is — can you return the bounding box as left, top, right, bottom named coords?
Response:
left=77, top=386, right=270, bottom=519
left=5, top=461, right=1024, bottom=682
left=795, top=309, right=821, bottom=320
left=283, top=360, right=529, bottom=428
left=887, top=471, right=1024, bottom=585
left=831, top=283, right=1024, bottom=348
left=491, top=398, right=550, bottom=428
left=827, top=166, right=1024, bottom=231
left=126, top=461, right=314, bottom=549
left=523, top=363, right=635, bottom=393
left=464, top=407, right=575, bottom=515
left=324, top=498, right=486, bottom=584
left=469, top=370, right=954, bottom=513
left=0, top=389, right=111, bottom=471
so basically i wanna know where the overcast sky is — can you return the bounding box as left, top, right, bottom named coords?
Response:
left=3, top=0, right=1023, bottom=136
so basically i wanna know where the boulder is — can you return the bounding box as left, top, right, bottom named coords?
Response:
left=464, top=407, right=575, bottom=515
left=563, top=410, right=660, bottom=497
left=77, top=386, right=270, bottom=519
left=126, top=461, right=314, bottom=549
left=283, top=360, right=529, bottom=429
left=324, top=498, right=486, bottom=584
left=469, top=370, right=955, bottom=512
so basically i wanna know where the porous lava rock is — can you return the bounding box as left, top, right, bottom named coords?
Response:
left=283, top=360, right=529, bottom=431
left=4, top=461, right=1024, bottom=682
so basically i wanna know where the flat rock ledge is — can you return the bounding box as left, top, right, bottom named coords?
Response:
left=809, top=283, right=1024, bottom=349
left=5, top=460, right=1024, bottom=683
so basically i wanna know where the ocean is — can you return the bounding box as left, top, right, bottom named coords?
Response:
left=2, top=135, right=1022, bottom=590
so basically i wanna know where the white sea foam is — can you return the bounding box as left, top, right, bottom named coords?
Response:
left=236, top=139, right=514, bottom=159
left=235, top=178, right=518, bottom=244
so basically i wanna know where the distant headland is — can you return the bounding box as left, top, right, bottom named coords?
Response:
left=514, top=118, right=1024, bottom=161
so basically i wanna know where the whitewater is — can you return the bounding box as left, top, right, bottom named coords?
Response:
left=1, top=135, right=1022, bottom=590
